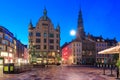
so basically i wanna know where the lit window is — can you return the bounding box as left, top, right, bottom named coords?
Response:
left=5, top=59, right=8, bottom=63
left=97, top=39, right=100, bottom=42
left=52, top=52, right=55, bottom=56
left=1, top=52, right=8, bottom=57
left=10, top=59, right=13, bottom=63
left=9, top=53, right=13, bottom=57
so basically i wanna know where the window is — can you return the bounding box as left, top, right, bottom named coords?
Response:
left=44, top=39, right=47, bottom=43
left=42, top=23, right=48, bottom=26
left=0, top=28, right=3, bottom=32
left=56, top=34, right=59, bottom=38
left=56, top=40, right=59, bottom=43
left=57, top=46, right=59, bottom=49
left=44, top=45, right=47, bottom=49
left=2, top=40, right=8, bottom=45
left=97, top=39, right=100, bottom=42
left=0, top=45, right=4, bottom=50
left=49, top=39, right=54, bottom=43
left=50, top=45, right=54, bottom=49
left=36, top=45, right=40, bottom=49
left=0, top=33, right=3, bottom=38
left=44, top=33, right=47, bottom=37
left=49, top=33, right=54, bottom=38
left=29, top=32, right=33, bottom=36
left=29, top=39, right=33, bottom=43
left=36, top=32, right=41, bottom=37
left=36, top=39, right=40, bottom=43
left=4, top=34, right=13, bottom=43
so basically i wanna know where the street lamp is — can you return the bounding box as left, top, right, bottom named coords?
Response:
left=110, top=54, right=114, bottom=76
left=102, top=59, right=105, bottom=75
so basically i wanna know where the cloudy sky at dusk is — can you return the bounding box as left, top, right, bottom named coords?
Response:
left=0, top=0, right=120, bottom=46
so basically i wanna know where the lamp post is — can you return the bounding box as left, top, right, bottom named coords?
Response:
left=102, top=58, right=105, bottom=75
left=110, top=54, right=113, bottom=76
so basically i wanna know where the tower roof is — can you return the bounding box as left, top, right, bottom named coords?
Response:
left=29, top=19, right=33, bottom=29
left=38, top=8, right=51, bottom=22
left=43, top=7, right=47, bottom=16
left=78, top=9, right=83, bottom=27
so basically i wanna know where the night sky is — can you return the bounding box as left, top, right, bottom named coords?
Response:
left=0, top=0, right=120, bottom=46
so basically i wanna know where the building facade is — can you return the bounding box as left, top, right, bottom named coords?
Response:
left=92, top=36, right=108, bottom=63
left=0, top=26, right=28, bottom=65
left=72, top=39, right=82, bottom=64
left=62, top=42, right=72, bottom=65
left=89, top=35, right=117, bottom=64
left=28, top=8, right=60, bottom=65
left=62, top=39, right=82, bottom=65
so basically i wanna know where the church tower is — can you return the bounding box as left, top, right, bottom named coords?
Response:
left=76, top=9, right=85, bottom=40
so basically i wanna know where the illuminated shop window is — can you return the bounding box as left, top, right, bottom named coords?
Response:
left=1, top=52, right=8, bottom=57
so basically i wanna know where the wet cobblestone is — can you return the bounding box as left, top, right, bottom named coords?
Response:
left=0, top=65, right=117, bottom=80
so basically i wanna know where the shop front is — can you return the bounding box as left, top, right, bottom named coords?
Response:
left=0, top=57, right=4, bottom=75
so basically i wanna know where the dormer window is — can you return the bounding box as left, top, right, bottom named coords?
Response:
left=102, top=39, right=104, bottom=42
left=97, top=39, right=100, bottom=42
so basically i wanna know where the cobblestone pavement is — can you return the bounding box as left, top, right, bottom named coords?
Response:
left=0, top=65, right=118, bottom=80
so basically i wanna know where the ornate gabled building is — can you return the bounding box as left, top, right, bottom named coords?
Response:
left=28, top=8, right=60, bottom=65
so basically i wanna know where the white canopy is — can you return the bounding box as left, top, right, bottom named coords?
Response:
left=98, top=45, right=120, bottom=54
left=98, top=43, right=120, bottom=59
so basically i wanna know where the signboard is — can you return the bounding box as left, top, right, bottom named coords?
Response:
left=10, top=66, right=14, bottom=71
left=4, top=66, right=8, bottom=71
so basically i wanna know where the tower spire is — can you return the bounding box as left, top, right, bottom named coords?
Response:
left=43, top=7, right=47, bottom=20
left=76, top=9, right=85, bottom=40
left=78, top=9, right=83, bottom=28
left=29, top=19, right=33, bottom=29
left=43, top=7, right=47, bottom=16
